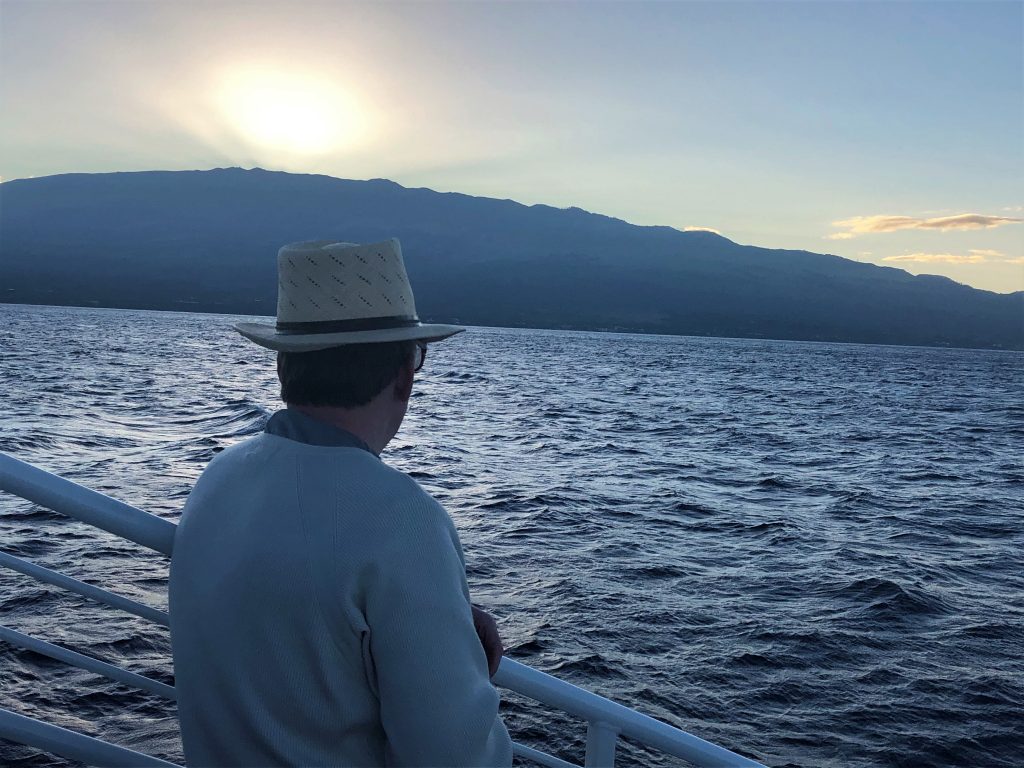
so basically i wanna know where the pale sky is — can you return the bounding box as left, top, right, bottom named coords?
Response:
left=1, top=0, right=1021, bottom=293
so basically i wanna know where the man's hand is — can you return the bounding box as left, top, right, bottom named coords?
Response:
left=471, top=604, right=503, bottom=678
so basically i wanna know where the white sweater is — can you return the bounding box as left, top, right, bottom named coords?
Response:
left=169, top=410, right=512, bottom=767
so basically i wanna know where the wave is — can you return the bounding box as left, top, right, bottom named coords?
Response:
left=829, top=577, right=952, bottom=617
left=546, top=654, right=627, bottom=679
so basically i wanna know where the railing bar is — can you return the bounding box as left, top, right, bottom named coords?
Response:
left=0, top=707, right=180, bottom=767
left=513, top=740, right=582, bottom=768
left=0, top=550, right=169, bottom=627
left=0, top=625, right=176, bottom=701
left=0, top=453, right=176, bottom=556
left=494, top=658, right=766, bottom=767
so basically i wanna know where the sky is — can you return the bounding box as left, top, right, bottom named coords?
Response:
left=1, top=0, right=1021, bottom=293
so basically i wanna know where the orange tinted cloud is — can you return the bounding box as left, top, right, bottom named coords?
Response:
left=828, top=213, right=1021, bottom=239
left=884, top=252, right=987, bottom=264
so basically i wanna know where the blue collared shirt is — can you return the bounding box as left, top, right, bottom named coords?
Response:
left=265, top=408, right=375, bottom=455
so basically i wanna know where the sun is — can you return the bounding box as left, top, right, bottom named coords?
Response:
left=215, top=66, right=365, bottom=156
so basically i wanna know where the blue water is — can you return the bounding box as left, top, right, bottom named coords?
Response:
left=1, top=303, right=1022, bottom=767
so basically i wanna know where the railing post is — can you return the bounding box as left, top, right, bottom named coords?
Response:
left=585, top=720, right=619, bottom=768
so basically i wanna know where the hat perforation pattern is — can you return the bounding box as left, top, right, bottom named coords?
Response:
left=273, top=239, right=424, bottom=325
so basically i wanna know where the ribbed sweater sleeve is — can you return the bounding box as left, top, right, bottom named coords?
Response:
left=363, top=488, right=512, bottom=767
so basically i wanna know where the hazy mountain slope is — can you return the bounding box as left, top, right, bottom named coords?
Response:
left=1, top=168, right=1021, bottom=349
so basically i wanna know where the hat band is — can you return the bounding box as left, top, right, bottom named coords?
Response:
left=275, top=314, right=421, bottom=335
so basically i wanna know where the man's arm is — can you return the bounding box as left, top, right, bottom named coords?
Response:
left=364, top=498, right=512, bottom=767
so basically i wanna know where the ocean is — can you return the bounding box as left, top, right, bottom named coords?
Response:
left=0, top=303, right=1022, bottom=767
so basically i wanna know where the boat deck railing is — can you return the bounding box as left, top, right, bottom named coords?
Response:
left=0, top=452, right=765, bottom=768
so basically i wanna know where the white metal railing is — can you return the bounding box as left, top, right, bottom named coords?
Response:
left=0, top=453, right=175, bottom=555
left=492, top=659, right=761, bottom=767
left=0, top=624, right=175, bottom=700
left=0, top=452, right=766, bottom=767
left=0, top=707, right=178, bottom=767
left=0, top=550, right=170, bottom=626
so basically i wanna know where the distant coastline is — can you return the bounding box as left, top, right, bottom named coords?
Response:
left=5, top=300, right=1021, bottom=354
left=2, top=168, right=1022, bottom=351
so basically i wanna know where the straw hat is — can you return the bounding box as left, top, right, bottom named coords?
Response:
left=235, top=238, right=464, bottom=352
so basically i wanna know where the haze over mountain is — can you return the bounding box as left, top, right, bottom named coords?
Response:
left=1, top=168, right=1021, bottom=350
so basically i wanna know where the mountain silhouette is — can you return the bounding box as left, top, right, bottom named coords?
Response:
left=1, top=167, right=1021, bottom=349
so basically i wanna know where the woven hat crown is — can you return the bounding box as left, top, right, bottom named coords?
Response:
left=276, top=238, right=418, bottom=326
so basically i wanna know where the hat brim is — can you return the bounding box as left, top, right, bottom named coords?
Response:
left=234, top=321, right=465, bottom=352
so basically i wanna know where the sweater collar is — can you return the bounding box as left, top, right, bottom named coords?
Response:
left=265, top=408, right=376, bottom=456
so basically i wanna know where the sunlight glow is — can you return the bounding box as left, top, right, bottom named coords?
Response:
left=214, top=67, right=366, bottom=156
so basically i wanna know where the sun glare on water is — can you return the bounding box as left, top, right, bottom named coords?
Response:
left=215, top=67, right=366, bottom=156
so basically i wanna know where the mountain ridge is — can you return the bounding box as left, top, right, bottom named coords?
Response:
left=1, top=167, right=1021, bottom=349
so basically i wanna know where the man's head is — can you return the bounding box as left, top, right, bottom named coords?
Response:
left=277, top=340, right=424, bottom=408
left=234, top=238, right=459, bottom=452
left=276, top=340, right=427, bottom=454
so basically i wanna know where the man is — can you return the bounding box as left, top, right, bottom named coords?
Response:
left=169, top=238, right=513, bottom=767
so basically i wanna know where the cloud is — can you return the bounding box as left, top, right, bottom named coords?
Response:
left=682, top=226, right=721, bottom=234
left=829, top=213, right=1022, bottom=238
left=883, top=252, right=987, bottom=264
left=916, top=215, right=1022, bottom=230
left=884, top=249, right=1023, bottom=266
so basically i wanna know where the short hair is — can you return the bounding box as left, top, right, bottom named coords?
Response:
left=277, top=340, right=417, bottom=408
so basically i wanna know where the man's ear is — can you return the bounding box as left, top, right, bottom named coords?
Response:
left=393, top=360, right=414, bottom=403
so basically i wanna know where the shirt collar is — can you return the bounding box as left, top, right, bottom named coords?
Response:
left=264, top=408, right=376, bottom=456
